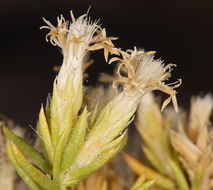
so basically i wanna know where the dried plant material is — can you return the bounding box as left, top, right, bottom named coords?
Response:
left=88, top=28, right=120, bottom=62
left=109, top=48, right=181, bottom=112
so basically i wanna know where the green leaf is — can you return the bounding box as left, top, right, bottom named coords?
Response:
left=168, top=159, right=189, bottom=190
left=86, top=105, right=110, bottom=140
left=133, top=179, right=157, bottom=190
left=10, top=143, right=58, bottom=190
left=6, top=142, right=42, bottom=190
left=49, top=80, right=61, bottom=149
left=53, top=130, right=67, bottom=183
left=45, top=93, right=51, bottom=124
left=3, top=126, right=51, bottom=173
left=38, top=106, right=54, bottom=164
left=61, top=108, right=88, bottom=172
left=98, top=131, right=127, bottom=155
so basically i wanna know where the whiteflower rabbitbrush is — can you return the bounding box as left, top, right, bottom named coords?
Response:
left=3, top=10, right=180, bottom=190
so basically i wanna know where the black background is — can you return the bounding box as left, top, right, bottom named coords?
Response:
left=1, top=0, right=213, bottom=127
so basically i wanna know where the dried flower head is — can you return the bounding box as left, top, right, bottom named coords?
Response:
left=41, top=11, right=97, bottom=61
left=109, top=47, right=181, bottom=112
left=88, top=27, right=120, bottom=62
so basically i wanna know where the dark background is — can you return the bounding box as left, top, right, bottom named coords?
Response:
left=1, top=0, right=213, bottom=127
